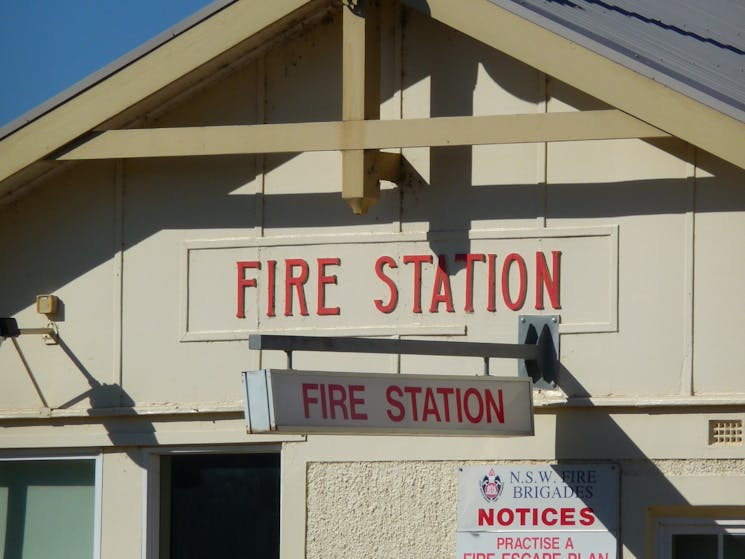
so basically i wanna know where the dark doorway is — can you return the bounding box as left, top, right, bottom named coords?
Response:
left=160, top=452, right=280, bottom=559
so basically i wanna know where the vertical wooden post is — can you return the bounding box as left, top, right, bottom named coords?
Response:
left=342, top=0, right=381, bottom=214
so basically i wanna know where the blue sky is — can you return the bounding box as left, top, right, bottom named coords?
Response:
left=0, top=0, right=215, bottom=129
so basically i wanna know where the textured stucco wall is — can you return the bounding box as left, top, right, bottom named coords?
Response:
left=307, top=461, right=459, bottom=558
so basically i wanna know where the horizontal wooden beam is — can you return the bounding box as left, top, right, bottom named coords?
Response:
left=56, top=109, right=669, bottom=160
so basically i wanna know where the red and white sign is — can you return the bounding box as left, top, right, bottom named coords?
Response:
left=182, top=228, right=618, bottom=342
left=457, top=465, right=618, bottom=559
left=242, top=370, right=533, bottom=436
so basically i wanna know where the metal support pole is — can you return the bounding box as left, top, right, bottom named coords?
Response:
left=250, top=335, right=538, bottom=360
left=18, top=328, right=56, bottom=335
left=249, top=316, right=559, bottom=385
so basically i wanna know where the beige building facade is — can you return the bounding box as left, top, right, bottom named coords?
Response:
left=1, top=1, right=744, bottom=558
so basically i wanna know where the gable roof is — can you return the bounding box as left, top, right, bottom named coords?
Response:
left=0, top=0, right=239, bottom=143
left=493, top=0, right=745, bottom=126
left=0, top=0, right=318, bottom=201
left=0, top=0, right=743, bottom=204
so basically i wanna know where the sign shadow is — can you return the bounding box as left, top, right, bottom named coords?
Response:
left=553, top=364, right=694, bottom=558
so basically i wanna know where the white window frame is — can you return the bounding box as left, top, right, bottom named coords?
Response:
left=142, top=445, right=281, bottom=559
left=656, top=517, right=745, bottom=559
left=0, top=452, right=103, bottom=559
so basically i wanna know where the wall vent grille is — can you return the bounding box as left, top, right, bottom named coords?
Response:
left=709, top=419, right=743, bottom=446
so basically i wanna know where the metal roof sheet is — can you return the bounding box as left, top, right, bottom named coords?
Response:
left=492, top=0, right=745, bottom=124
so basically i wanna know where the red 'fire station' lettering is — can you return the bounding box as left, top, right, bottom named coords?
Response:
left=285, top=258, right=309, bottom=316
left=376, top=251, right=561, bottom=314
left=302, top=383, right=368, bottom=421
left=236, top=261, right=260, bottom=318
left=236, top=257, right=343, bottom=318
left=502, top=253, right=527, bottom=311
left=403, top=254, right=433, bottom=313
left=429, top=255, right=455, bottom=313
left=456, top=252, right=486, bottom=312
left=385, top=385, right=504, bottom=424
left=535, top=251, right=561, bottom=310
left=235, top=251, right=560, bottom=318
left=317, top=258, right=341, bottom=316
left=266, top=260, right=277, bottom=317
left=374, top=256, right=398, bottom=313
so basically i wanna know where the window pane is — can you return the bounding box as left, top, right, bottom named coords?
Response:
left=672, top=534, right=717, bottom=559
left=0, top=460, right=96, bottom=559
left=166, top=453, right=280, bottom=559
left=724, top=534, right=745, bottom=559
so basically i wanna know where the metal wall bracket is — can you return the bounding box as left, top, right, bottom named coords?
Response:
left=249, top=315, right=560, bottom=390
left=0, top=317, right=58, bottom=347
left=518, top=315, right=559, bottom=389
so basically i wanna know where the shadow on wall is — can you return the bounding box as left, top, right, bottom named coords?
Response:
left=6, top=333, right=158, bottom=459
left=1, top=0, right=743, bottom=317
left=400, top=0, right=546, bottom=261
left=2, top=168, right=741, bottom=321
left=554, top=365, right=693, bottom=559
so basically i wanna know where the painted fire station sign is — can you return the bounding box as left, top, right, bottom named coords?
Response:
left=457, top=464, right=618, bottom=559
left=182, top=227, right=618, bottom=342
left=242, top=369, right=533, bottom=436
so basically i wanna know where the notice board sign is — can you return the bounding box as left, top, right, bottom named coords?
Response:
left=242, top=369, right=533, bottom=436
left=457, top=464, right=618, bottom=559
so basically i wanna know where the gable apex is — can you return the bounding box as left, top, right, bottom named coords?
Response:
left=1, top=0, right=744, bottom=204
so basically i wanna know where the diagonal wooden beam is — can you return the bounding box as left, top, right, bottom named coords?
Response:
left=55, top=110, right=670, bottom=160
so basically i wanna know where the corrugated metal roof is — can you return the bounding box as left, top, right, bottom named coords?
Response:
left=492, top=0, right=745, bottom=124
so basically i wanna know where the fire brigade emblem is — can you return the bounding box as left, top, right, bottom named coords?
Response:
left=480, top=469, right=504, bottom=502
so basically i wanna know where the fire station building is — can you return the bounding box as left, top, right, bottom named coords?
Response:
left=0, top=1, right=744, bottom=558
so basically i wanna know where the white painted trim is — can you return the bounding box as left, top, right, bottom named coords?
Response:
left=180, top=323, right=467, bottom=342
left=0, top=393, right=742, bottom=424
left=681, top=152, right=696, bottom=396
left=143, top=451, right=159, bottom=559
left=181, top=224, right=618, bottom=249
left=113, top=160, right=125, bottom=389
left=0, top=452, right=100, bottom=461
left=144, top=444, right=283, bottom=456
left=534, top=394, right=745, bottom=409
left=93, top=454, right=103, bottom=559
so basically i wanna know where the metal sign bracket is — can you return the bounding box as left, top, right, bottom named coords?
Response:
left=249, top=315, right=560, bottom=388
left=518, top=315, right=559, bottom=389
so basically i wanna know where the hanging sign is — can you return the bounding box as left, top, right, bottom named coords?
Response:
left=457, top=464, right=618, bottom=559
left=242, top=369, right=533, bottom=436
